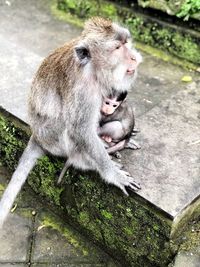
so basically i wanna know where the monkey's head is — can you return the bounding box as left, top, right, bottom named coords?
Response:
left=101, top=91, right=127, bottom=116
left=74, top=17, right=142, bottom=93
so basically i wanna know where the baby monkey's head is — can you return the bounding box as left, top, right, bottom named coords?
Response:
left=101, top=91, right=127, bottom=116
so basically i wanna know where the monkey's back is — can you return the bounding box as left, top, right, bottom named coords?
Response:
left=28, top=40, right=79, bottom=154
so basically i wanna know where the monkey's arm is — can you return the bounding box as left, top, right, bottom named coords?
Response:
left=68, top=127, right=141, bottom=194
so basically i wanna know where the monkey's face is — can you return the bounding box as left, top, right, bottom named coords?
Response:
left=101, top=97, right=121, bottom=116
left=109, top=38, right=142, bottom=91
left=75, top=17, right=142, bottom=91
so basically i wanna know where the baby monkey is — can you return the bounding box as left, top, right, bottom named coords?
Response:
left=57, top=90, right=140, bottom=184
left=99, top=90, right=141, bottom=157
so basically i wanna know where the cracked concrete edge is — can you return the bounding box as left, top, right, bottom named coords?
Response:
left=171, top=195, right=200, bottom=239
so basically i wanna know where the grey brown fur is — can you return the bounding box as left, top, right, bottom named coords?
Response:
left=0, top=17, right=141, bottom=226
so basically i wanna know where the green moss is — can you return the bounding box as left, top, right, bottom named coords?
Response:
left=57, top=0, right=118, bottom=19
left=34, top=157, right=64, bottom=206
left=19, top=209, right=34, bottom=219
left=174, top=216, right=200, bottom=253
left=100, top=210, right=113, bottom=220
left=42, top=214, right=89, bottom=256
left=138, top=0, right=200, bottom=21
left=51, top=1, right=84, bottom=28
left=135, top=42, right=198, bottom=71
left=125, top=15, right=200, bottom=65
left=79, top=211, right=90, bottom=224
left=0, top=184, right=5, bottom=191
left=60, top=171, right=173, bottom=266
left=176, top=0, right=200, bottom=20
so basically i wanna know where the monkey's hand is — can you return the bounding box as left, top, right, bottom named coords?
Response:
left=101, top=135, right=112, bottom=143
left=106, top=168, right=141, bottom=195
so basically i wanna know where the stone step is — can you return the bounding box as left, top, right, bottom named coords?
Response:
left=0, top=166, right=117, bottom=267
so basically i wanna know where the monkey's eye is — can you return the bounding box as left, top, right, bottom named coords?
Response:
left=105, top=102, right=110, bottom=105
left=113, top=105, right=117, bottom=108
left=116, top=45, right=121, bottom=49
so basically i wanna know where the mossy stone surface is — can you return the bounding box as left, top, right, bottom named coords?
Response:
left=0, top=107, right=174, bottom=266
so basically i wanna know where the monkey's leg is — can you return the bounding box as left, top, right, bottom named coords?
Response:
left=99, top=121, right=124, bottom=141
left=106, top=140, right=126, bottom=155
left=125, top=138, right=141, bottom=150
left=57, top=160, right=71, bottom=185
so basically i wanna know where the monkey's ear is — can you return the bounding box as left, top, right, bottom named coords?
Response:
left=75, top=45, right=91, bottom=65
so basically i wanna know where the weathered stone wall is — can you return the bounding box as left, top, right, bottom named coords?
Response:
left=0, top=107, right=175, bottom=266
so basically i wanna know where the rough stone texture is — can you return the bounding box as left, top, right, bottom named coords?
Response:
left=0, top=0, right=81, bottom=122
left=0, top=35, right=41, bottom=122
left=0, top=166, right=118, bottom=267
left=0, top=213, right=31, bottom=262
left=126, top=83, right=200, bottom=217
left=173, top=252, right=200, bottom=267
left=32, top=212, right=115, bottom=265
left=171, top=216, right=200, bottom=266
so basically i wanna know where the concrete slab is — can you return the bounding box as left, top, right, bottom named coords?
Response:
left=124, top=82, right=200, bottom=217
left=0, top=34, right=41, bottom=122
left=0, top=0, right=199, bottom=221
left=0, top=0, right=81, bottom=57
left=0, top=213, right=31, bottom=262
left=173, top=252, right=200, bottom=267
left=32, top=212, right=116, bottom=266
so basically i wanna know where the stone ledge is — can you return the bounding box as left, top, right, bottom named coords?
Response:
left=0, top=107, right=174, bottom=267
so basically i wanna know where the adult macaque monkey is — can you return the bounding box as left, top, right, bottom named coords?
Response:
left=99, top=90, right=141, bottom=156
left=0, top=17, right=142, bottom=226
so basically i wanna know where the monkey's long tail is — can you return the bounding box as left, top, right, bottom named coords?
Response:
left=0, top=136, right=44, bottom=227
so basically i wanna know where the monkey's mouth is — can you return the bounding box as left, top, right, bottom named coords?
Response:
left=127, top=69, right=135, bottom=75
left=101, top=111, right=111, bottom=116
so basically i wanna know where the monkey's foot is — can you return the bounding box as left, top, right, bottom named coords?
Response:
left=125, top=138, right=141, bottom=150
